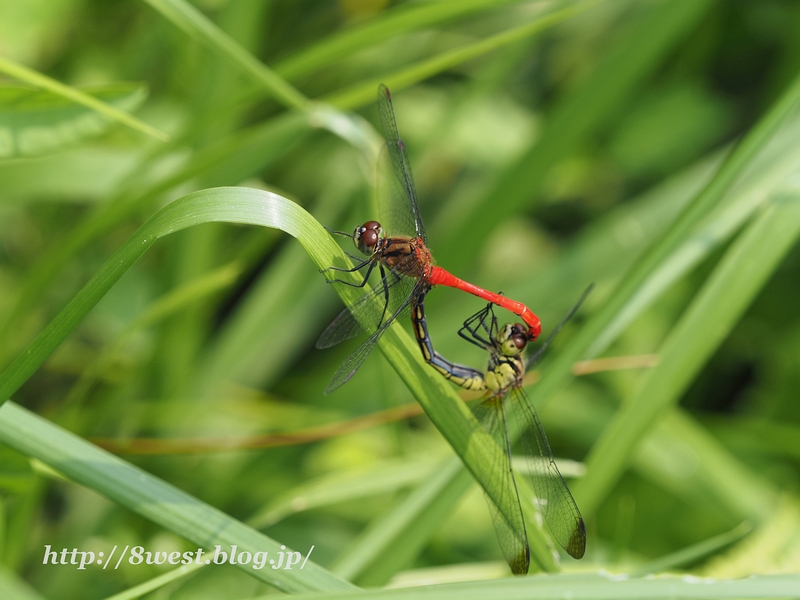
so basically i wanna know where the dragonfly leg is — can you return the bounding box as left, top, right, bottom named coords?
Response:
left=458, top=303, right=495, bottom=349
left=321, top=256, right=372, bottom=274
left=377, top=264, right=390, bottom=327
left=324, top=258, right=377, bottom=287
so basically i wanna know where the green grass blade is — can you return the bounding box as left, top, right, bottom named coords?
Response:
left=0, top=188, right=316, bottom=403
left=642, top=410, right=777, bottom=524
left=545, top=386, right=777, bottom=528
left=0, top=187, right=524, bottom=558
left=0, top=83, right=147, bottom=157
left=334, top=460, right=560, bottom=584
left=142, top=0, right=308, bottom=110
left=378, top=132, right=797, bottom=571
left=274, top=0, right=529, bottom=80
left=325, top=0, right=606, bottom=110
left=590, top=116, right=800, bottom=357
left=435, top=0, right=715, bottom=269
left=331, top=458, right=466, bottom=583
left=101, top=562, right=204, bottom=600
left=62, top=261, right=243, bottom=409
left=0, top=402, right=354, bottom=593
left=0, top=111, right=311, bottom=365
left=526, top=67, right=800, bottom=439
left=574, top=188, right=800, bottom=514
left=0, top=565, right=46, bottom=600
left=268, top=572, right=800, bottom=600
left=0, top=55, right=168, bottom=142
left=631, top=522, right=752, bottom=577
left=249, top=456, right=438, bottom=530
left=586, top=69, right=800, bottom=359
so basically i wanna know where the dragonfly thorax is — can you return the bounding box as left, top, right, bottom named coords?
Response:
left=485, top=355, right=523, bottom=394
left=353, top=220, right=383, bottom=255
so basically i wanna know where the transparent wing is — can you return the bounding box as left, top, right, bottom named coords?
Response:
left=376, top=85, right=426, bottom=242
left=316, top=264, right=418, bottom=349
left=323, top=290, right=415, bottom=395
left=472, top=398, right=530, bottom=575
left=526, top=283, right=594, bottom=371
left=510, top=387, right=586, bottom=559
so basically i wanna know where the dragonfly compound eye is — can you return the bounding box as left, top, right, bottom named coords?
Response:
left=354, top=221, right=382, bottom=254
left=498, top=324, right=527, bottom=356
left=363, top=220, right=381, bottom=231
left=510, top=325, right=528, bottom=351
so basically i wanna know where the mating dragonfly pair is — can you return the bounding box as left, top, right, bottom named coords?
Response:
left=317, top=85, right=588, bottom=573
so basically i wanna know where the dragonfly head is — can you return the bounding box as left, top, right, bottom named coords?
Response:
left=497, top=323, right=528, bottom=357
left=353, top=220, right=383, bottom=255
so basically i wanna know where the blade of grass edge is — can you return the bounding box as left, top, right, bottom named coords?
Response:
left=274, top=0, right=528, bottom=80
left=324, top=0, right=606, bottom=110
left=141, top=0, right=308, bottom=110
left=0, top=187, right=526, bottom=573
left=434, top=0, right=715, bottom=269
left=575, top=188, right=800, bottom=514
left=526, top=67, right=800, bottom=431
left=275, top=572, right=800, bottom=600
left=0, top=402, right=354, bottom=593
left=0, top=55, right=168, bottom=142
left=101, top=562, right=204, bottom=600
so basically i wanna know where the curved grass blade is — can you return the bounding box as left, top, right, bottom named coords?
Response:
left=0, top=187, right=524, bottom=560
left=0, top=55, right=168, bottom=142
left=0, top=401, right=354, bottom=593
left=0, top=111, right=311, bottom=366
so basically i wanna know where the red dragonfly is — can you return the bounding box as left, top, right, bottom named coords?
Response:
left=410, top=284, right=592, bottom=572
left=318, top=85, right=541, bottom=394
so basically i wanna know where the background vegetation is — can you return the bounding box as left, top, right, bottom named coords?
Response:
left=1, top=0, right=800, bottom=598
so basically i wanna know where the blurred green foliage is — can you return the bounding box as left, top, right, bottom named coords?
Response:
left=1, top=0, right=800, bottom=598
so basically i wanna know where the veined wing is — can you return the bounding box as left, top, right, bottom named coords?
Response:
left=511, top=386, right=586, bottom=559
left=472, top=397, right=530, bottom=575
left=323, top=287, right=417, bottom=395
left=316, top=265, right=417, bottom=349
left=376, top=85, right=426, bottom=243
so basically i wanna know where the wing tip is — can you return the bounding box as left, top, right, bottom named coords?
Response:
left=323, top=368, right=357, bottom=395
left=316, top=337, right=335, bottom=350
left=566, top=517, right=587, bottom=559
left=510, top=545, right=531, bottom=576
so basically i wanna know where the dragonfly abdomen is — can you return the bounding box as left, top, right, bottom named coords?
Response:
left=411, top=291, right=485, bottom=391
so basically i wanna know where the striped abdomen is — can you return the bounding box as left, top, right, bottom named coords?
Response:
left=410, top=289, right=485, bottom=392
